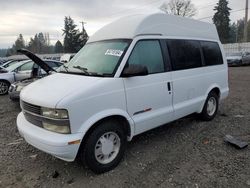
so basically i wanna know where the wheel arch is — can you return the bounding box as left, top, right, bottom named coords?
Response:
left=0, top=79, right=11, bottom=85
left=78, top=110, right=135, bottom=142
left=198, top=85, right=221, bottom=113
left=76, top=111, right=134, bottom=160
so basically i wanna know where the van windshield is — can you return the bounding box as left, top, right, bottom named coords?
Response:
left=60, top=39, right=131, bottom=77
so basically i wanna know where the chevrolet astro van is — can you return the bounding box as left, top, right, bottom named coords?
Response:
left=17, top=14, right=229, bottom=173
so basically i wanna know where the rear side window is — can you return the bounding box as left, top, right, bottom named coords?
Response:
left=19, top=62, right=34, bottom=71
left=167, top=40, right=202, bottom=71
left=128, top=40, right=165, bottom=74
left=201, top=41, right=223, bottom=66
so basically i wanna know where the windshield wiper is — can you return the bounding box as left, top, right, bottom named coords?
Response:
left=73, top=65, right=89, bottom=75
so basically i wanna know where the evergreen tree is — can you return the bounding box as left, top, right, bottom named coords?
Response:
left=236, top=19, right=245, bottom=42
left=213, top=0, right=231, bottom=43
left=27, top=33, right=51, bottom=54
left=5, top=34, right=25, bottom=56
left=27, top=34, right=40, bottom=53
left=0, top=49, right=7, bottom=57
left=229, top=23, right=237, bottom=43
left=79, top=23, right=89, bottom=48
left=6, top=48, right=14, bottom=57
left=63, top=16, right=86, bottom=53
left=14, top=34, right=25, bottom=51
left=54, top=40, right=64, bottom=53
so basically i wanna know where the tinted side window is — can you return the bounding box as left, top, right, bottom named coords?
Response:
left=167, top=40, right=202, bottom=71
left=128, top=40, right=164, bottom=74
left=201, top=41, right=223, bottom=66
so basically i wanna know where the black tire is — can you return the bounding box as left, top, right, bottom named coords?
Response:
left=79, top=120, right=127, bottom=174
left=199, top=91, right=219, bottom=121
left=0, top=80, right=10, bottom=95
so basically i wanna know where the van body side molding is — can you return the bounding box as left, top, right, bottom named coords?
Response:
left=133, top=108, right=152, bottom=116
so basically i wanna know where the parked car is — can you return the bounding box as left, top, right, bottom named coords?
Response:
left=242, top=51, right=250, bottom=65
left=9, top=53, right=62, bottom=100
left=0, top=60, right=34, bottom=95
left=17, top=14, right=229, bottom=173
left=2, top=59, right=28, bottom=68
left=0, top=59, right=8, bottom=65
left=226, top=52, right=250, bottom=66
left=60, top=54, right=75, bottom=63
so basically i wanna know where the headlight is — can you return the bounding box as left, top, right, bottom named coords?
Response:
left=16, top=85, right=24, bottom=92
left=42, top=122, right=71, bottom=134
left=9, top=84, right=16, bottom=92
left=41, top=107, right=70, bottom=134
left=41, top=107, right=69, bottom=119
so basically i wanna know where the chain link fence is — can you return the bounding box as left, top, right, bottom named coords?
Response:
left=223, top=42, right=250, bottom=54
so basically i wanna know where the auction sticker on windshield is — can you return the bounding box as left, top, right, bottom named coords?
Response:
left=105, top=49, right=124, bottom=57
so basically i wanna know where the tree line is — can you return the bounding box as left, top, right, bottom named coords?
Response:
left=161, top=0, right=248, bottom=44
left=5, top=16, right=88, bottom=56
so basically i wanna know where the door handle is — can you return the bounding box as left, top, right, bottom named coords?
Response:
left=167, top=82, right=172, bottom=94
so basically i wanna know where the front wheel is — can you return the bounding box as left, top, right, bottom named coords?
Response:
left=79, top=120, right=127, bottom=174
left=199, top=91, right=219, bottom=121
left=0, top=80, right=10, bottom=95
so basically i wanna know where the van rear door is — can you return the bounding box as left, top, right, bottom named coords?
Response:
left=167, top=39, right=205, bottom=118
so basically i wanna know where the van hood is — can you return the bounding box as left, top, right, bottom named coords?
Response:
left=20, top=73, right=101, bottom=108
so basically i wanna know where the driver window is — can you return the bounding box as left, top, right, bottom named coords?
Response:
left=128, top=40, right=165, bottom=74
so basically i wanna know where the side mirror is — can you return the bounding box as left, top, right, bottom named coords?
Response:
left=122, top=64, right=148, bottom=77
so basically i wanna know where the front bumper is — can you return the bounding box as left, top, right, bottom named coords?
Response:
left=17, top=112, right=82, bottom=161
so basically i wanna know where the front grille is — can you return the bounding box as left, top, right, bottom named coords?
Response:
left=21, top=100, right=41, bottom=115
left=23, top=111, right=43, bottom=127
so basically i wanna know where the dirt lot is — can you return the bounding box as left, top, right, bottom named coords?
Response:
left=0, top=67, right=250, bottom=188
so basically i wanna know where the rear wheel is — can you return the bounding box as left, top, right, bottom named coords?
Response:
left=79, top=120, right=127, bottom=174
left=199, top=91, right=219, bottom=121
left=0, top=80, right=10, bottom=95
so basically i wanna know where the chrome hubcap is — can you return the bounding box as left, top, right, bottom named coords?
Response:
left=207, top=97, right=216, bottom=116
left=95, top=132, right=120, bottom=164
left=0, top=82, right=8, bottom=94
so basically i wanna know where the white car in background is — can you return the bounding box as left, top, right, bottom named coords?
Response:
left=0, top=60, right=34, bottom=95
left=226, top=52, right=250, bottom=66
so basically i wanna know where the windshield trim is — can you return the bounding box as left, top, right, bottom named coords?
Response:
left=110, top=39, right=132, bottom=77
left=61, top=39, right=132, bottom=77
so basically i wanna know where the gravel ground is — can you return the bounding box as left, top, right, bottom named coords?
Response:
left=0, top=67, right=250, bottom=188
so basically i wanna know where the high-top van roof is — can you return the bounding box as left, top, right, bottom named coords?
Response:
left=88, top=13, right=219, bottom=43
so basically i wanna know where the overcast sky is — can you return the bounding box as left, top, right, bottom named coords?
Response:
left=0, top=0, right=246, bottom=48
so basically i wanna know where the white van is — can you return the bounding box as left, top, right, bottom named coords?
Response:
left=17, top=14, right=229, bottom=173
